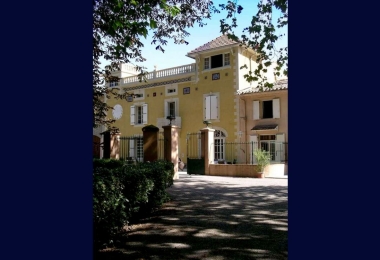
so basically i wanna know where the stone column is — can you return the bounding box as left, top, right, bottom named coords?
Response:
left=110, top=132, right=120, bottom=159
left=162, top=125, right=180, bottom=180
left=200, top=127, right=215, bottom=175
left=142, top=125, right=159, bottom=162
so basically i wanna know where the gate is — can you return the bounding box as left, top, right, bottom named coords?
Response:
left=186, top=132, right=204, bottom=175
left=119, top=135, right=143, bottom=162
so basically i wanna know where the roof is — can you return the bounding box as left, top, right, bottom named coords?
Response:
left=251, top=124, right=278, bottom=131
left=187, top=35, right=238, bottom=56
left=237, top=79, right=288, bottom=95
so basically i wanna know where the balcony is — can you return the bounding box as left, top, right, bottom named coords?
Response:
left=121, top=64, right=196, bottom=86
left=156, top=117, right=182, bottom=128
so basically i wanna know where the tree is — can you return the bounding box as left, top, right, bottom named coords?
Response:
left=216, top=0, right=288, bottom=91
left=93, top=0, right=213, bottom=129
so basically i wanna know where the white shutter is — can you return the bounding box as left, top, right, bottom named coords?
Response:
left=164, top=101, right=168, bottom=117
left=175, top=100, right=179, bottom=116
left=253, top=101, right=260, bottom=120
left=210, top=95, right=218, bottom=119
left=130, top=105, right=135, bottom=125
left=273, top=98, right=280, bottom=118
left=275, top=133, right=285, bottom=162
left=205, top=96, right=211, bottom=120
left=249, top=135, right=258, bottom=164
left=142, top=104, right=148, bottom=124
left=129, top=139, right=135, bottom=158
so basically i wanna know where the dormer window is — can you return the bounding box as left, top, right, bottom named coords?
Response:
left=204, top=53, right=230, bottom=70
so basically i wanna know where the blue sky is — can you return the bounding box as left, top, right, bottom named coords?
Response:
left=100, top=0, right=287, bottom=72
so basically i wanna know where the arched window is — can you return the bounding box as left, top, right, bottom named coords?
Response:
left=214, top=130, right=226, bottom=160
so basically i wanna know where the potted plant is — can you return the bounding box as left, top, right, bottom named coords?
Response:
left=253, top=149, right=271, bottom=178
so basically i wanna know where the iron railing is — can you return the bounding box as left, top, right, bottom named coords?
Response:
left=186, top=132, right=201, bottom=159
left=119, top=136, right=144, bottom=162
left=212, top=141, right=288, bottom=164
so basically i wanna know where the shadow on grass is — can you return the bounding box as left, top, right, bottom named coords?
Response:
left=95, top=175, right=288, bottom=260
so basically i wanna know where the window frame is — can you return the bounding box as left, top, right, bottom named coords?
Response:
left=204, top=53, right=231, bottom=70
left=165, top=84, right=178, bottom=97
left=164, top=98, right=179, bottom=117
left=130, top=103, right=148, bottom=126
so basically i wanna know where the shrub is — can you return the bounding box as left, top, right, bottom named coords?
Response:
left=253, top=149, right=271, bottom=172
left=93, top=159, right=175, bottom=247
left=93, top=167, right=127, bottom=248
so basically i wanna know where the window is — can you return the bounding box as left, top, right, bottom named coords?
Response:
left=224, top=53, right=230, bottom=66
left=130, top=104, right=148, bottom=125
left=259, top=134, right=285, bottom=162
left=136, top=137, right=143, bottom=162
left=204, top=94, right=219, bottom=120
left=204, top=53, right=230, bottom=70
left=262, top=100, right=273, bottom=119
left=168, top=102, right=175, bottom=117
left=133, top=90, right=145, bottom=101
left=165, top=84, right=178, bottom=96
left=214, top=130, right=226, bottom=160
left=253, top=98, right=280, bottom=120
left=204, top=57, right=210, bottom=69
left=110, top=81, right=118, bottom=87
left=129, top=135, right=143, bottom=162
left=164, top=98, right=179, bottom=117
left=211, top=54, right=223, bottom=68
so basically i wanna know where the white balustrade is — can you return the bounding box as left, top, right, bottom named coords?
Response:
left=121, top=63, right=195, bottom=85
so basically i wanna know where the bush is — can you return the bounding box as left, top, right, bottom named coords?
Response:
left=93, top=158, right=125, bottom=170
left=93, top=159, right=175, bottom=248
left=93, top=167, right=127, bottom=249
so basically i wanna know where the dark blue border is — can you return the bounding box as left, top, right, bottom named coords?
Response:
left=289, top=3, right=380, bottom=259
left=1, top=2, right=93, bottom=259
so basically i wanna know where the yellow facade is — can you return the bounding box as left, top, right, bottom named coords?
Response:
left=104, top=35, right=285, bottom=164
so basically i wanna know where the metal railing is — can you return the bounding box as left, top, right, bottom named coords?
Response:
left=119, top=136, right=144, bottom=162
left=186, top=132, right=201, bottom=159
left=212, top=141, right=288, bottom=164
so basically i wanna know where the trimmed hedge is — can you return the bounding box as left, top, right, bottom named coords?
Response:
left=93, top=159, right=175, bottom=248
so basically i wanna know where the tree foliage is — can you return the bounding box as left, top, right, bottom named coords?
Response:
left=216, top=0, right=288, bottom=90
left=93, top=0, right=213, bottom=128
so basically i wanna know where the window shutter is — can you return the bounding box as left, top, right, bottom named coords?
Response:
left=175, top=100, right=179, bottom=116
left=164, top=101, right=168, bottom=117
left=142, top=104, right=148, bottom=124
left=205, top=96, right=211, bottom=120
left=253, top=101, right=260, bottom=120
left=130, top=105, right=135, bottom=125
left=129, top=139, right=135, bottom=158
left=273, top=98, right=280, bottom=118
left=204, top=57, right=210, bottom=69
left=210, top=95, right=218, bottom=119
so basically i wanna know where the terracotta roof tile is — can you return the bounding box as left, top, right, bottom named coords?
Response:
left=237, top=79, right=288, bottom=95
left=187, top=35, right=238, bottom=55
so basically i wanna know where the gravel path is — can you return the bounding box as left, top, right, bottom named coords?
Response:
left=96, top=173, right=288, bottom=260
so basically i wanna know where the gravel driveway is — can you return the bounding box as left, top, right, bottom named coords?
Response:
left=96, top=173, right=288, bottom=260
